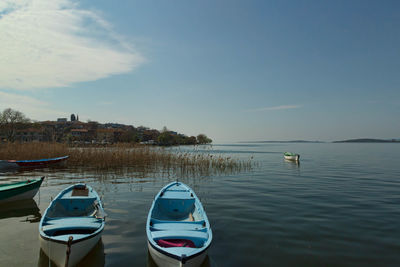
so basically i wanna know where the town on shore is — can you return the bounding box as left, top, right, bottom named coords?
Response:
left=0, top=108, right=212, bottom=146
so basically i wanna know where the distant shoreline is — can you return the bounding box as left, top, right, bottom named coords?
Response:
left=333, top=138, right=400, bottom=143
left=238, top=140, right=324, bottom=143
left=239, top=138, right=400, bottom=144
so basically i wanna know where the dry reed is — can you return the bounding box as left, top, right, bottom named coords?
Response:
left=0, top=142, right=253, bottom=176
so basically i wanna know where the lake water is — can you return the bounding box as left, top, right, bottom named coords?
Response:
left=1, top=143, right=399, bottom=266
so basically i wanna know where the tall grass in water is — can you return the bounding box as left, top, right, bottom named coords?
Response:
left=0, top=142, right=67, bottom=160
left=0, top=143, right=253, bottom=176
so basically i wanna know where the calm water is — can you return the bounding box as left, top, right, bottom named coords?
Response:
left=1, top=143, right=400, bottom=266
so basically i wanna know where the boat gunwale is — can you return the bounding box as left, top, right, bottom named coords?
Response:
left=284, top=152, right=299, bottom=156
left=39, top=227, right=104, bottom=245
left=11, top=155, right=69, bottom=163
left=0, top=177, right=44, bottom=192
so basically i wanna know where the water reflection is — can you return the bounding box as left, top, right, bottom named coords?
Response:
left=0, top=199, right=41, bottom=223
left=38, top=239, right=105, bottom=267
left=147, top=252, right=212, bottom=267
left=284, top=159, right=300, bottom=167
left=0, top=143, right=399, bottom=266
left=0, top=164, right=68, bottom=176
left=0, top=169, right=18, bottom=176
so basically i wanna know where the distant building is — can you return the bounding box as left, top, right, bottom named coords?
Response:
left=104, top=123, right=125, bottom=129
left=70, top=129, right=88, bottom=135
left=71, top=114, right=76, bottom=121
left=57, top=118, right=67, bottom=122
left=140, top=140, right=156, bottom=145
left=96, top=128, right=123, bottom=143
left=15, top=128, right=47, bottom=142
left=70, top=129, right=90, bottom=141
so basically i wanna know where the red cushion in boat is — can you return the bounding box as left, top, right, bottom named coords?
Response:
left=157, top=239, right=196, bottom=248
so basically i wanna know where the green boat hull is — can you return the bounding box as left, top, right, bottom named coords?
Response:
left=0, top=177, right=44, bottom=203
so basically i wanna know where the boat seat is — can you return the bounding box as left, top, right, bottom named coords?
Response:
left=161, top=246, right=201, bottom=255
left=42, top=217, right=101, bottom=233
left=151, top=230, right=208, bottom=241
left=44, top=216, right=100, bottom=224
left=151, top=218, right=205, bottom=224
left=160, top=191, right=194, bottom=200
left=151, top=222, right=206, bottom=231
left=59, top=196, right=97, bottom=202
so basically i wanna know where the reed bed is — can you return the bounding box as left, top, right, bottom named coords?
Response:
left=0, top=142, right=253, bottom=176
left=0, top=142, right=67, bottom=160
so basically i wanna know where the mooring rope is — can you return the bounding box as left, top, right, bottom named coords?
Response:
left=64, top=236, right=73, bottom=267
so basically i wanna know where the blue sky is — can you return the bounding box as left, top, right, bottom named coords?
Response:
left=1, top=0, right=399, bottom=142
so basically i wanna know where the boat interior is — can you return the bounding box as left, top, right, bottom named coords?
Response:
left=46, top=185, right=97, bottom=217
left=149, top=185, right=208, bottom=249
left=41, top=185, right=103, bottom=237
left=46, top=197, right=97, bottom=217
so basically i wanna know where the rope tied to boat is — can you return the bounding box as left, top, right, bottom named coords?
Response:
left=64, top=236, right=73, bottom=267
left=181, top=254, right=187, bottom=264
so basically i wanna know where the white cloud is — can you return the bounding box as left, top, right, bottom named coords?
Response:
left=0, top=90, right=66, bottom=120
left=246, top=105, right=302, bottom=112
left=0, top=0, right=144, bottom=90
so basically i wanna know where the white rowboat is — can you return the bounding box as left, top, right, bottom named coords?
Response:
left=284, top=152, right=300, bottom=161
left=146, top=182, right=212, bottom=267
left=39, top=184, right=106, bottom=266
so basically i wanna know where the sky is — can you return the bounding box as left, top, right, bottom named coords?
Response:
left=0, top=0, right=399, bottom=142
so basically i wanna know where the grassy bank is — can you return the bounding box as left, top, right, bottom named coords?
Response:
left=0, top=142, right=253, bottom=175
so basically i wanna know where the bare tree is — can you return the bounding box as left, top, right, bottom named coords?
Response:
left=0, top=108, right=30, bottom=142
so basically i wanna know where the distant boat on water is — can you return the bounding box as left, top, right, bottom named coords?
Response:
left=284, top=152, right=300, bottom=162
left=0, top=156, right=69, bottom=170
left=0, top=177, right=44, bottom=203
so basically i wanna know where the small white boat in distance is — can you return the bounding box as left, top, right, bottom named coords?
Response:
left=147, top=182, right=212, bottom=267
left=39, top=184, right=106, bottom=267
left=284, top=152, right=300, bottom=161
